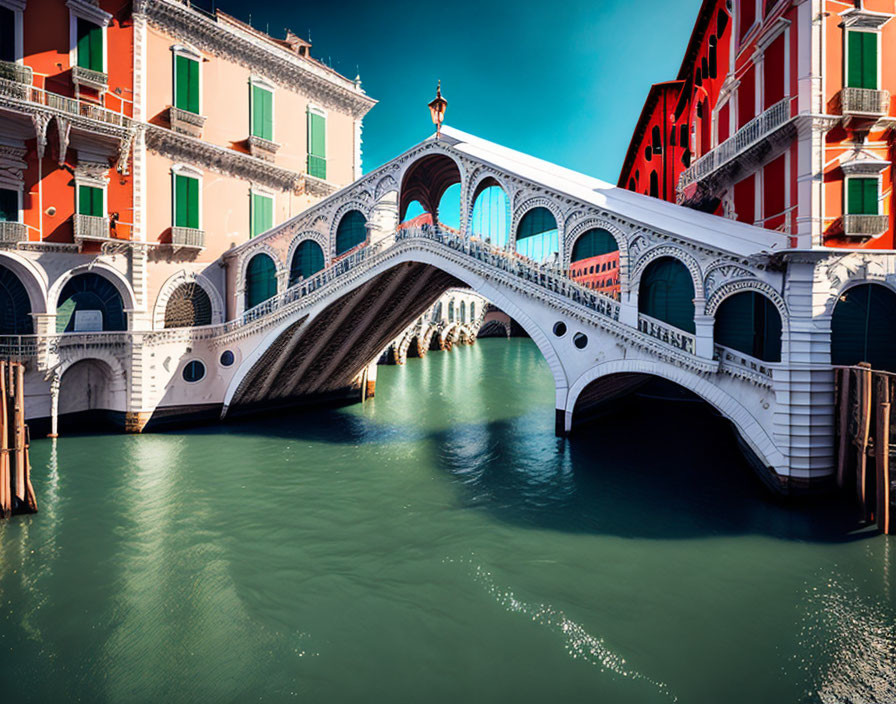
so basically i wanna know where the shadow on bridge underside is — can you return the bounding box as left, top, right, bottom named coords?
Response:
left=186, top=388, right=864, bottom=544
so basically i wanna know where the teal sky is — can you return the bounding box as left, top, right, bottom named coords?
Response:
left=218, top=0, right=702, bottom=180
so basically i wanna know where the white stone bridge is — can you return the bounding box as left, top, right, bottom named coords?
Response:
left=7, top=127, right=896, bottom=494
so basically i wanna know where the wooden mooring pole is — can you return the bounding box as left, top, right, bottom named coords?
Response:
left=0, top=360, right=37, bottom=519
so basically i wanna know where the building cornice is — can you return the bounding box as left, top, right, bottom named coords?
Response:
left=134, top=0, right=377, bottom=120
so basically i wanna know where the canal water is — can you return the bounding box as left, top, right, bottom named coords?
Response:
left=1, top=339, right=895, bottom=703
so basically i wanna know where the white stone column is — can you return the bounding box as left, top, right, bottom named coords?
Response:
left=693, top=311, right=715, bottom=359
left=48, top=372, right=60, bottom=438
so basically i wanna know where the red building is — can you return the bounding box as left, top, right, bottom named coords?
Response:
left=619, top=0, right=896, bottom=250
left=568, top=252, right=620, bottom=297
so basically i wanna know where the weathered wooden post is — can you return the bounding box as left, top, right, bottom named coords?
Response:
left=0, top=361, right=8, bottom=518
left=836, top=367, right=850, bottom=488
left=858, top=364, right=873, bottom=521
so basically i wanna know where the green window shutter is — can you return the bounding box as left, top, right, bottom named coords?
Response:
left=847, top=178, right=878, bottom=215
left=77, top=19, right=103, bottom=72
left=174, top=175, right=199, bottom=228
left=307, top=111, right=326, bottom=179
left=252, top=86, right=273, bottom=141
left=78, top=186, right=102, bottom=216
left=175, top=55, right=200, bottom=113
left=847, top=31, right=878, bottom=89
left=251, top=194, right=273, bottom=237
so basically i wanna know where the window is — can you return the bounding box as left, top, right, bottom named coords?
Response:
left=76, top=18, right=103, bottom=72
left=739, top=0, right=756, bottom=41
left=220, top=350, right=235, bottom=367
left=251, top=83, right=273, bottom=141
left=847, top=31, right=878, bottom=90
left=680, top=123, right=688, bottom=147
left=0, top=189, right=18, bottom=222
left=77, top=184, right=103, bottom=217
left=174, top=53, right=200, bottom=114
left=651, top=125, right=662, bottom=154
left=846, top=177, right=879, bottom=215
left=335, top=210, right=367, bottom=255
left=182, top=360, right=206, bottom=383
left=307, top=108, right=326, bottom=179
left=173, top=173, right=200, bottom=228
left=708, top=37, right=717, bottom=79
left=251, top=192, right=273, bottom=238
left=0, top=6, right=15, bottom=63
left=649, top=171, right=659, bottom=198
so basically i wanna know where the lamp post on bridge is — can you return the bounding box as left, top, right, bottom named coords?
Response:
left=429, top=81, right=447, bottom=139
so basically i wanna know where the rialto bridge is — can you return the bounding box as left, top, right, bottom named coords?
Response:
left=2, top=127, right=896, bottom=493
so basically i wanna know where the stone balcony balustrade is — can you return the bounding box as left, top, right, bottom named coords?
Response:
left=0, top=221, right=28, bottom=245
left=843, top=213, right=890, bottom=238
left=73, top=214, right=110, bottom=243
left=247, top=135, right=280, bottom=162
left=168, top=106, right=207, bottom=138
left=0, top=60, right=33, bottom=87
left=71, top=65, right=109, bottom=92
left=170, top=226, right=205, bottom=249
left=837, top=86, right=891, bottom=125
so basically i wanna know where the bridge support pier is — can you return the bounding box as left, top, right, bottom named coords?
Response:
left=124, top=411, right=152, bottom=433
left=555, top=408, right=568, bottom=437
left=694, top=311, right=715, bottom=359
left=363, top=363, right=377, bottom=400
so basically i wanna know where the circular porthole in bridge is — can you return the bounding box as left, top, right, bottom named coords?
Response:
left=220, top=350, right=235, bottom=367
left=573, top=333, right=588, bottom=349
left=553, top=322, right=567, bottom=337
left=183, top=360, right=206, bottom=383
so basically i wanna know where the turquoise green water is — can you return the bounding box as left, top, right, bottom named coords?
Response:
left=1, top=338, right=895, bottom=703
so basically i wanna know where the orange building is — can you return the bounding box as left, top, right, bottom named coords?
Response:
left=619, top=0, right=896, bottom=250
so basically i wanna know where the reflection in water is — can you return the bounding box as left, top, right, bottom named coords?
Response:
left=0, top=339, right=893, bottom=703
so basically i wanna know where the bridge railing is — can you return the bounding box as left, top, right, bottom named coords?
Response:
left=637, top=313, right=695, bottom=354
left=714, top=344, right=775, bottom=382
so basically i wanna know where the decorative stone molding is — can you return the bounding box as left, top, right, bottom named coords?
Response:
left=563, top=218, right=630, bottom=269
left=0, top=144, right=26, bottom=191
left=144, top=125, right=301, bottom=193
left=509, top=196, right=566, bottom=251
left=285, top=231, right=331, bottom=275
left=705, top=278, right=789, bottom=325
left=134, top=0, right=375, bottom=119
left=170, top=226, right=204, bottom=249
left=71, top=66, right=108, bottom=92
left=631, top=244, right=705, bottom=300
left=152, top=269, right=225, bottom=329
left=328, top=200, right=373, bottom=257
left=303, top=174, right=337, bottom=198
left=168, top=106, right=206, bottom=138
left=247, top=135, right=280, bottom=162
left=66, top=0, right=112, bottom=26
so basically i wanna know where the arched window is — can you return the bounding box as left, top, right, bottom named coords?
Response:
left=460, top=300, right=466, bottom=323
left=448, top=300, right=454, bottom=322
left=245, top=253, right=277, bottom=310
left=715, top=291, right=782, bottom=362
left=0, top=264, right=34, bottom=335
left=649, top=171, right=659, bottom=198
left=516, top=207, right=559, bottom=264
left=437, top=182, right=461, bottom=231
left=831, top=283, right=896, bottom=372
left=335, top=210, right=367, bottom=255
left=471, top=182, right=509, bottom=247
left=571, top=228, right=618, bottom=262
left=470, top=301, right=476, bottom=320
left=164, top=282, right=212, bottom=328
left=651, top=125, right=662, bottom=154
left=638, top=257, right=695, bottom=333
left=289, top=240, right=325, bottom=286
left=56, top=273, right=126, bottom=332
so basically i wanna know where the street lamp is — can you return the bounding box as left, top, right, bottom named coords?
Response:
left=428, top=80, right=447, bottom=139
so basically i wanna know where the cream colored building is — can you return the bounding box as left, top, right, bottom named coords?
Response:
left=134, top=0, right=375, bottom=328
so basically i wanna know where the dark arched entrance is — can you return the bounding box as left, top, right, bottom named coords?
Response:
left=715, top=292, right=782, bottom=362
left=831, top=283, right=896, bottom=372
left=56, top=273, right=126, bottom=332
left=0, top=263, right=34, bottom=334
left=638, top=257, right=695, bottom=334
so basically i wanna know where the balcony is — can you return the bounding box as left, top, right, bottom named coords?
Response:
left=71, top=65, right=108, bottom=92
left=0, top=60, right=33, bottom=87
left=678, top=98, right=793, bottom=209
left=0, top=222, right=27, bottom=245
left=247, top=135, right=280, bottom=162
left=836, top=87, right=891, bottom=126
left=170, top=226, right=204, bottom=249
left=843, top=214, right=889, bottom=238
left=0, top=78, right=130, bottom=129
left=168, top=106, right=207, bottom=138
left=73, top=214, right=110, bottom=242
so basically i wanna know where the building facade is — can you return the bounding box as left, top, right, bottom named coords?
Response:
left=619, top=0, right=896, bottom=250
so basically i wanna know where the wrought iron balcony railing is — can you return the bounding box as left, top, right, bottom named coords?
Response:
left=843, top=214, right=890, bottom=238
left=71, top=65, right=108, bottom=91
left=838, top=87, right=891, bottom=119
left=168, top=106, right=207, bottom=137
left=0, top=77, right=130, bottom=128
left=0, top=221, right=28, bottom=244
left=247, top=135, right=280, bottom=162
left=0, top=60, right=32, bottom=85
left=73, top=214, right=110, bottom=242
left=171, top=226, right=205, bottom=249
left=679, top=98, right=791, bottom=192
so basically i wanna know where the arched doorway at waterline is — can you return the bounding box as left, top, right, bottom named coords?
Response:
left=715, top=291, right=782, bottom=362
left=57, top=358, right=121, bottom=433
left=0, top=263, right=34, bottom=334
left=638, top=257, right=695, bottom=334
left=245, top=253, right=278, bottom=310
left=569, top=228, right=620, bottom=297
left=471, top=179, right=509, bottom=248
left=516, top=207, right=559, bottom=264
left=831, top=283, right=896, bottom=372
left=289, top=240, right=325, bottom=286
left=56, top=273, right=127, bottom=332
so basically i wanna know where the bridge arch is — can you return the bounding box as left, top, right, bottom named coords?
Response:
left=510, top=197, right=564, bottom=257
left=637, top=256, right=697, bottom=334
left=467, top=173, right=512, bottom=247
left=565, top=359, right=784, bottom=474
left=398, top=152, right=464, bottom=222
left=153, top=270, right=224, bottom=329
left=706, top=280, right=788, bottom=361
left=288, top=237, right=327, bottom=286
left=713, top=289, right=783, bottom=363
left=631, top=244, right=704, bottom=302
left=244, top=252, right=280, bottom=311
left=332, top=206, right=370, bottom=257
